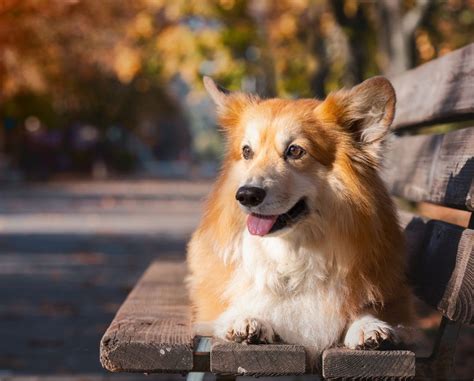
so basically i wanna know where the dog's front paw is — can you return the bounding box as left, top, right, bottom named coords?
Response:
left=344, top=315, right=399, bottom=350
left=225, top=317, right=277, bottom=344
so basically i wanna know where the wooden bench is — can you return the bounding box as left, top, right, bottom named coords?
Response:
left=100, top=43, right=474, bottom=380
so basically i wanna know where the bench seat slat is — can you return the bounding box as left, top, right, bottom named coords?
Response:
left=391, top=43, right=474, bottom=129
left=322, top=348, right=415, bottom=380
left=384, top=127, right=474, bottom=210
left=100, top=261, right=193, bottom=373
left=210, top=339, right=306, bottom=376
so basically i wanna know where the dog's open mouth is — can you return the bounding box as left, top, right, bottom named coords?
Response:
left=247, top=198, right=309, bottom=236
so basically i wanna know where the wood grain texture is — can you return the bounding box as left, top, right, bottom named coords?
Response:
left=210, top=339, right=306, bottom=376
left=400, top=211, right=474, bottom=324
left=438, top=228, right=474, bottom=324
left=322, top=348, right=415, bottom=380
left=100, top=261, right=193, bottom=372
left=391, top=43, right=474, bottom=129
left=384, top=127, right=474, bottom=210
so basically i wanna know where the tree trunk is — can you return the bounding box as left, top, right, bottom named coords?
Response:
left=248, top=0, right=277, bottom=97
left=377, top=0, right=430, bottom=76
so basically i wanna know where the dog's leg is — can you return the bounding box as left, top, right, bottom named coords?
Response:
left=344, top=314, right=399, bottom=350
left=225, top=317, right=276, bottom=344
left=214, top=309, right=277, bottom=344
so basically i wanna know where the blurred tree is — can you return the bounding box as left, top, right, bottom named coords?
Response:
left=1, top=0, right=473, bottom=101
left=376, top=0, right=431, bottom=76
left=0, top=0, right=193, bottom=173
left=0, top=0, right=473, bottom=173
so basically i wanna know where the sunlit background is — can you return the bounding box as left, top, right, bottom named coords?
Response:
left=1, top=0, right=473, bottom=180
left=0, top=0, right=473, bottom=380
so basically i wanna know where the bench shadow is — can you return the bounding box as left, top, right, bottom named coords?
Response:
left=443, top=156, right=473, bottom=210
left=405, top=217, right=461, bottom=309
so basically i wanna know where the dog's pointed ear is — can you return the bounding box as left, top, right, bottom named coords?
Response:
left=203, top=76, right=260, bottom=131
left=316, top=76, right=396, bottom=157
left=203, top=76, right=231, bottom=109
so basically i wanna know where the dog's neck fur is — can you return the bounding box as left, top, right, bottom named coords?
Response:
left=201, top=154, right=405, bottom=319
left=240, top=228, right=332, bottom=295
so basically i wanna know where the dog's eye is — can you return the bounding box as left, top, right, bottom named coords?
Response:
left=286, top=144, right=305, bottom=160
left=242, top=145, right=253, bottom=160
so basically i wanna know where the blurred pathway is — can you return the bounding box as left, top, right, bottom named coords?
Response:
left=0, top=180, right=210, bottom=379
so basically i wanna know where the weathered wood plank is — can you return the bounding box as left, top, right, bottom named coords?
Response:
left=399, top=211, right=474, bottom=324
left=99, top=218, right=472, bottom=375
left=438, top=228, right=474, bottom=324
left=322, top=348, right=415, bottom=380
left=384, top=127, right=474, bottom=210
left=210, top=339, right=306, bottom=376
left=391, top=43, right=474, bottom=129
left=100, top=261, right=193, bottom=372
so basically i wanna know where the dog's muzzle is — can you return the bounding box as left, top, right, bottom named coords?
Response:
left=236, top=186, right=266, bottom=207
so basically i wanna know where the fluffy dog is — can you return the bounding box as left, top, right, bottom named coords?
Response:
left=187, top=76, right=413, bottom=364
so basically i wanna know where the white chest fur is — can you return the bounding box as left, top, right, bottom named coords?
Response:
left=216, top=231, right=348, bottom=351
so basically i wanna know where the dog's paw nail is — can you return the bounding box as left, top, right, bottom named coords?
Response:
left=344, top=317, right=399, bottom=350
left=225, top=318, right=275, bottom=344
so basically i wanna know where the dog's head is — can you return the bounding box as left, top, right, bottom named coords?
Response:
left=204, top=76, right=395, bottom=237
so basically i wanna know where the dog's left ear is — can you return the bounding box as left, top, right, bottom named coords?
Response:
left=316, top=76, right=396, bottom=156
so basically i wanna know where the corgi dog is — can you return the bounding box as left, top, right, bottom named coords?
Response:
left=187, top=76, right=413, bottom=365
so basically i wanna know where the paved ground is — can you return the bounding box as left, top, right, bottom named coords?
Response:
left=0, top=180, right=471, bottom=380
left=0, top=180, right=210, bottom=380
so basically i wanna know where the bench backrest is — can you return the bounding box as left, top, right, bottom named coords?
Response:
left=384, top=43, right=474, bottom=325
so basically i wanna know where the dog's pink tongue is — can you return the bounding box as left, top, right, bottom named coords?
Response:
left=247, top=214, right=278, bottom=236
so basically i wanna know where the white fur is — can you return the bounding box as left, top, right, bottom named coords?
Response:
left=243, top=118, right=263, bottom=150
left=214, top=229, right=348, bottom=358
left=344, top=314, right=399, bottom=349
left=225, top=317, right=276, bottom=343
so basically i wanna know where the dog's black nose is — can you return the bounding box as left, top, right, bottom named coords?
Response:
left=235, top=186, right=266, bottom=207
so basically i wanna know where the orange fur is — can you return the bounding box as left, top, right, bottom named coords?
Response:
left=187, top=77, right=413, bottom=349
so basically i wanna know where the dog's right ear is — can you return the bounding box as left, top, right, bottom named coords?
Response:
left=203, top=76, right=231, bottom=109
left=203, top=76, right=259, bottom=130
